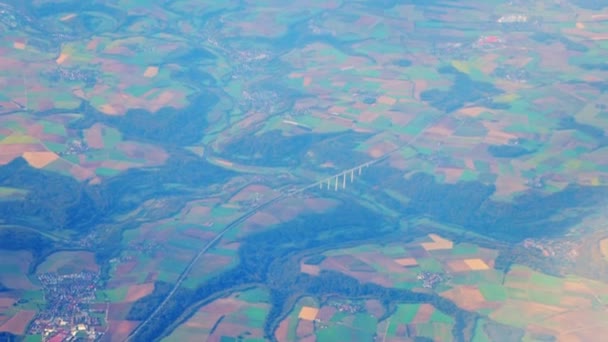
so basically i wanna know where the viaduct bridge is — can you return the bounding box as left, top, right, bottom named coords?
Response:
left=127, top=113, right=465, bottom=340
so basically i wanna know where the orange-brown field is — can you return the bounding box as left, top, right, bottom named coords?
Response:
left=0, top=310, right=36, bottom=334
left=115, top=261, right=137, bottom=276
left=464, top=258, right=490, bottom=270
left=0, top=143, right=46, bottom=166
left=446, top=259, right=472, bottom=273
left=476, top=53, right=500, bottom=74
left=412, top=303, right=435, bottom=324
left=106, top=320, right=139, bottom=341
left=490, top=300, right=567, bottom=328
left=124, top=283, right=154, bottom=303
left=300, top=263, right=320, bottom=276
left=377, top=95, right=397, bottom=106
left=424, top=119, right=456, bottom=138
left=493, top=174, right=529, bottom=198
left=358, top=110, right=380, bottom=124
left=274, top=320, right=289, bottom=341
left=482, top=123, right=518, bottom=145
left=84, top=123, right=106, bottom=149
left=22, top=151, right=60, bottom=168
left=438, top=167, right=464, bottom=183
left=421, top=234, right=453, bottom=251
left=442, top=286, right=495, bottom=311
left=295, top=320, right=315, bottom=340
left=457, top=106, right=490, bottom=117
left=298, top=306, right=319, bottom=321
left=600, top=238, right=608, bottom=260
left=143, top=66, right=159, bottom=78
left=563, top=26, right=608, bottom=41
left=368, top=140, right=399, bottom=159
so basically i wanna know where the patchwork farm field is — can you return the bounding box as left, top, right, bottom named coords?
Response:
left=0, top=251, right=39, bottom=336
left=274, top=296, right=455, bottom=341
left=301, top=224, right=608, bottom=341
left=305, top=230, right=499, bottom=292
left=2, top=0, right=608, bottom=341
left=164, top=288, right=271, bottom=342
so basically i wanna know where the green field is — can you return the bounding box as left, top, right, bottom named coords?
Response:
left=97, top=287, right=128, bottom=302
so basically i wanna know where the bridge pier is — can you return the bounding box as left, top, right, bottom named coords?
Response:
left=310, top=161, right=379, bottom=193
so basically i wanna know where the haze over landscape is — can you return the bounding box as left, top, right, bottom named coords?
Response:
left=1, top=0, right=608, bottom=341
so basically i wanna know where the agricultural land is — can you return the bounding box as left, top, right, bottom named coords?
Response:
left=1, top=0, right=608, bottom=341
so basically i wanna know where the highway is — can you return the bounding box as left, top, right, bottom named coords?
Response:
left=126, top=111, right=463, bottom=340
left=125, top=191, right=287, bottom=341
left=126, top=144, right=406, bottom=340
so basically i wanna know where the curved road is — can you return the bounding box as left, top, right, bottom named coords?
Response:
left=126, top=142, right=404, bottom=341
left=126, top=111, right=461, bottom=340
left=125, top=191, right=287, bottom=341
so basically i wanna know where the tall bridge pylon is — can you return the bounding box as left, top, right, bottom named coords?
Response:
left=288, top=160, right=379, bottom=196
left=318, top=164, right=367, bottom=191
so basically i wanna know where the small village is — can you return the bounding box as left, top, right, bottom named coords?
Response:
left=61, top=139, right=89, bottom=156
left=522, top=238, right=580, bottom=263
left=330, top=301, right=364, bottom=314
left=417, top=271, right=445, bottom=289
left=27, top=271, right=106, bottom=342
